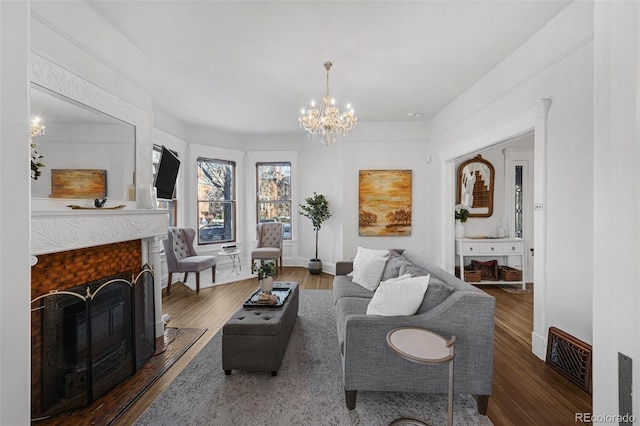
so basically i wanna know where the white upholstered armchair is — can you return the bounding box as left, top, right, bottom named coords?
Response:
left=251, top=222, right=284, bottom=273
left=163, top=227, right=216, bottom=293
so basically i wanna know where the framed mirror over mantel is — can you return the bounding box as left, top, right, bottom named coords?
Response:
left=29, top=53, right=151, bottom=210
left=456, top=154, right=495, bottom=218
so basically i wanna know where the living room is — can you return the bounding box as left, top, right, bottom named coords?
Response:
left=1, top=0, right=639, bottom=424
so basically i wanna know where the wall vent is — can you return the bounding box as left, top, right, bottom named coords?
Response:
left=545, top=327, right=592, bottom=394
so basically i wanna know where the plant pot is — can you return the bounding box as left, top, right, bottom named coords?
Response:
left=455, top=220, right=465, bottom=239
left=308, top=259, right=322, bottom=275
left=259, top=276, right=274, bottom=293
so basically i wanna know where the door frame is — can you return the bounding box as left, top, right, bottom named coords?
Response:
left=504, top=146, right=534, bottom=283
left=439, top=99, right=550, bottom=359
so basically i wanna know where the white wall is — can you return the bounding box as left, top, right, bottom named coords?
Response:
left=0, top=2, right=31, bottom=423
left=593, top=1, right=640, bottom=419
left=427, top=1, right=594, bottom=352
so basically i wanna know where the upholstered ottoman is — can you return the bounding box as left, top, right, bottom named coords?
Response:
left=222, top=282, right=299, bottom=376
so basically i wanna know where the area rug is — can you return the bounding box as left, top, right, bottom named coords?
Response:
left=134, top=291, right=492, bottom=426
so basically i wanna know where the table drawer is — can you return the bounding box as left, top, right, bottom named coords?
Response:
left=503, top=242, right=523, bottom=254
left=479, top=243, right=502, bottom=254
left=459, top=243, right=480, bottom=254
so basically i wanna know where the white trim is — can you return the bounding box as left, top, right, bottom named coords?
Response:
left=439, top=99, right=550, bottom=360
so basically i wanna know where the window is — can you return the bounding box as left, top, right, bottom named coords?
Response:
left=197, top=157, right=236, bottom=244
left=256, top=162, right=291, bottom=239
left=152, top=144, right=177, bottom=226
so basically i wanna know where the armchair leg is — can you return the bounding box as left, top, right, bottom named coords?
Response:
left=212, top=265, right=216, bottom=283
left=167, top=272, right=172, bottom=294
left=345, top=390, right=357, bottom=410
left=474, top=395, right=490, bottom=415
left=196, top=272, right=201, bottom=293
left=184, top=272, right=189, bottom=283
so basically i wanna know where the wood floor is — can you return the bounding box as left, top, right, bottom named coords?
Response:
left=117, top=267, right=591, bottom=426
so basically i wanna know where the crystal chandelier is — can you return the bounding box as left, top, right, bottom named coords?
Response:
left=30, top=116, right=46, bottom=138
left=298, top=62, right=357, bottom=147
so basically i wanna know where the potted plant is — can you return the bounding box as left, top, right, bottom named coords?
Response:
left=454, top=204, right=470, bottom=238
left=252, top=261, right=276, bottom=292
left=299, top=192, right=331, bottom=274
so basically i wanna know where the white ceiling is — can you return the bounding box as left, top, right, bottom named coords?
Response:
left=88, top=1, right=571, bottom=135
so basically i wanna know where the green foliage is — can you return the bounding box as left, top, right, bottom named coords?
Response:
left=299, top=192, right=331, bottom=260
left=299, top=192, right=331, bottom=231
left=251, top=261, right=276, bottom=280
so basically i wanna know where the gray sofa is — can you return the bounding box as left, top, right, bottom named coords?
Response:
left=333, top=249, right=495, bottom=414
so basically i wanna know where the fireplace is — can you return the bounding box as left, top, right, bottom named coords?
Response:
left=30, top=208, right=169, bottom=420
left=30, top=240, right=157, bottom=420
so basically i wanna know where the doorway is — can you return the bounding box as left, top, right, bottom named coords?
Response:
left=439, top=99, right=550, bottom=359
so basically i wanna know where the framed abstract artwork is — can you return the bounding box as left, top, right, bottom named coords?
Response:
left=359, top=169, right=412, bottom=236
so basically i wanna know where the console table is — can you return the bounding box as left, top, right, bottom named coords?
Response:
left=455, top=238, right=526, bottom=289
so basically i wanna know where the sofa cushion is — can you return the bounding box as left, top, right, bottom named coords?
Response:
left=336, top=297, right=371, bottom=354
left=416, top=278, right=455, bottom=314
left=333, top=275, right=374, bottom=304
left=366, top=275, right=430, bottom=316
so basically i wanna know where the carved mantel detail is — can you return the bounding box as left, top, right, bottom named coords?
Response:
left=31, top=209, right=169, bottom=256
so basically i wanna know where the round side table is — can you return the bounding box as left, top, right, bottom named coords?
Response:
left=386, top=327, right=456, bottom=426
left=217, top=249, right=242, bottom=276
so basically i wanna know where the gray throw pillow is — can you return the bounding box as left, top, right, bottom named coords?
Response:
left=399, top=261, right=430, bottom=277
left=380, top=251, right=407, bottom=281
left=416, top=278, right=455, bottom=314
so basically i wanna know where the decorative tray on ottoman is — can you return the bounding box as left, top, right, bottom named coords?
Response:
left=243, top=287, right=291, bottom=308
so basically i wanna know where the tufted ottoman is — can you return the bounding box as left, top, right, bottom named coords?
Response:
left=222, top=282, right=299, bottom=376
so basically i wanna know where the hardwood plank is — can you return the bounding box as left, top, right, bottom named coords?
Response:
left=481, top=285, right=592, bottom=425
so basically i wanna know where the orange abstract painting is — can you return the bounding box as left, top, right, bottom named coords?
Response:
left=359, top=170, right=412, bottom=236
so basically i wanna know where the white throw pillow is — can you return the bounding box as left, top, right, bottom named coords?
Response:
left=352, top=246, right=389, bottom=271
left=352, top=255, right=388, bottom=291
left=366, top=274, right=430, bottom=316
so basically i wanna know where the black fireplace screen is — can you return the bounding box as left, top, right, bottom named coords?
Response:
left=31, top=265, right=155, bottom=420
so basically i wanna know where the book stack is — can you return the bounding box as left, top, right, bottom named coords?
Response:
left=222, top=244, right=237, bottom=252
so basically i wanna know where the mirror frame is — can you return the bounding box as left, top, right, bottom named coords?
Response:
left=456, top=154, right=495, bottom=218
left=29, top=52, right=151, bottom=207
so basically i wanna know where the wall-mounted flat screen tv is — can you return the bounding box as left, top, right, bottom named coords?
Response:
left=154, top=146, right=180, bottom=200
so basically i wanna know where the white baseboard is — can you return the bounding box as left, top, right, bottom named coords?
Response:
left=531, top=331, right=547, bottom=360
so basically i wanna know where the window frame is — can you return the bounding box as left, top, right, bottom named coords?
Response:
left=197, top=156, right=237, bottom=245
left=256, top=161, right=292, bottom=240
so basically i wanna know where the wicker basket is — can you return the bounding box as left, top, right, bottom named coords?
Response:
left=499, top=266, right=522, bottom=281
left=455, top=266, right=482, bottom=283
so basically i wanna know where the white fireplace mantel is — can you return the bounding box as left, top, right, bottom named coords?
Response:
left=31, top=208, right=169, bottom=256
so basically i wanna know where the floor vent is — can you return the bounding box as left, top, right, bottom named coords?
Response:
left=545, top=327, right=592, bottom=394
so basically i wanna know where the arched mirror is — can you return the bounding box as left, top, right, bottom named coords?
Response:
left=456, top=154, right=495, bottom=217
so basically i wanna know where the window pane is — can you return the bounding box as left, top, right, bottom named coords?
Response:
left=257, top=163, right=290, bottom=201
left=256, top=162, right=291, bottom=240
left=198, top=160, right=234, bottom=201
left=198, top=157, right=236, bottom=244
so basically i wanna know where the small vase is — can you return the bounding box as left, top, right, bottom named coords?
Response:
left=260, top=276, right=274, bottom=293
left=455, top=220, right=465, bottom=239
